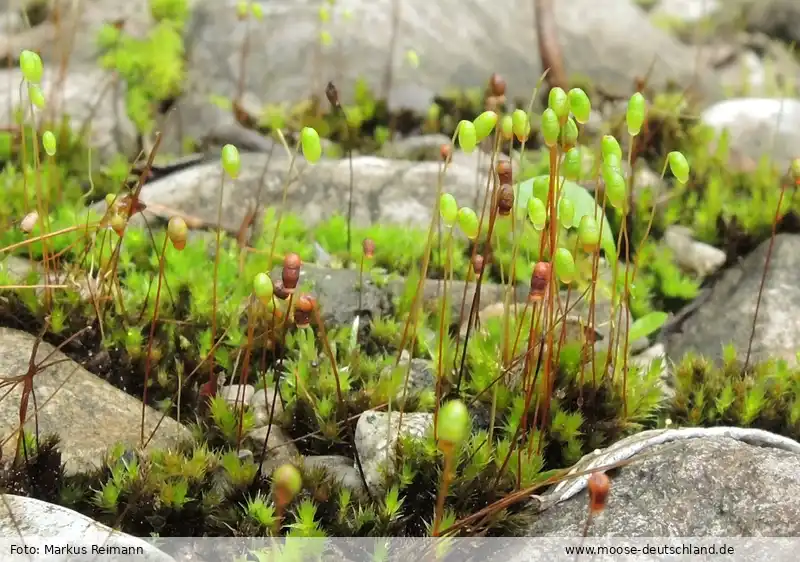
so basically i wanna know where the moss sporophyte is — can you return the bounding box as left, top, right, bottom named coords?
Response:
left=4, top=51, right=798, bottom=541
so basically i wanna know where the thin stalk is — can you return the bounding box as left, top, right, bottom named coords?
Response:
left=267, top=135, right=300, bottom=270
left=433, top=226, right=454, bottom=440
left=140, top=234, right=169, bottom=446
left=432, top=449, right=454, bottom=536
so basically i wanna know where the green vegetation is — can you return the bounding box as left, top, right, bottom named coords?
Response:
left=1, top=0, right=799, bottom=546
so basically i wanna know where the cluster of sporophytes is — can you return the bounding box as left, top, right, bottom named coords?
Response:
left=2, top=50, right=797, bottom=541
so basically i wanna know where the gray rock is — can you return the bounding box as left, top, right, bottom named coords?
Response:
left=183, top=0, right=722, bottom=121
left=379, top=134, right=451, bottom=161
left=0, top=328, right=191, bottom=474
left=0, top=66, right=136, bottom=163
left=115, top=152, right=496, bottom=234
left=663, top=225, right=727, bottom=278
left=653, top=0, right=720, bottom=23
left=249, top=387, right=283, bottom=428
left=381, top=357, right=436, bottom=404
left=523, top=432, right=800, bottom=537
left=701, top=97, right=800, bottom=171
left=0, top=494, right=174, bottom=562
left=354, top=410, right=433, bottom=494
left=720, top=0, right=800, bottom=46
left=303, top=454, right=366, bottom=495
left=245, top=424, right=299, bottom=465
left=666, top=234, right=800, bottom=366
left=219, top=383, right=255, bottom=408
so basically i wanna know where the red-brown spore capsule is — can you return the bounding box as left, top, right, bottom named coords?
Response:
left=496, top=160, right=512, bottom=186
left=489, top=73, right=506, bottom=97
left=294, top=294, right=315, bottom=329
left=282, top=253, right=302, bottom=292
left=362, top=238, right=376, bottom=259
left=588, top=471, right=610, bottom=514
left=496, top=184, right=514, bottom=216
left=472, top=254, right=485, bottom=275
left=529, top=262, right=551, bottom=302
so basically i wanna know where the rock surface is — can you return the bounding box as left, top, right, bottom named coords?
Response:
left=118, top=152, right=495, bottom=234
left=0, top=494, right=174, bottom=562
left=0, top=67, right=136, bottom=162
left=701, top=97, right=800, bottom=171
left=0, top=328, right=191, bottom=474
left=523, top=433, right=800, bottom=537
left=182, top=0, right=722, bottom=120
left=354, top=410, right=433, bottom=494
left=665, top=234, right=800, bottom=366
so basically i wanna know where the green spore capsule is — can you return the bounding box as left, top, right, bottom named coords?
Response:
left=554, top=247, right=576, bottom=284
left=457, top=207, right=479, bottom=240
left=437, top=399, right=469, bottom=453
left=500, top=114, right=514, bottom=141
left=567, top=88, right=591, bottom=124
left=603, top=169, right=627, bottom=210
left=626, top=92, right=646, bottom=137
left=221, top=144, right=241, bottom=178
left=540, top=108, right=560, bottom=148
left=473, top=110, right=498, bottom=142
left=668, top=151, right=690, bottom=184
left=792, top=158, right=800, bottom=183
left=19, top=50, right=43, bottom=83
left=272, top=463, right=302, bottom=499
left=548, top=87, right=569, bottom=120
left=527, top=196, right=547, bottom=231
left=601, top=135, right=622, bottom=162
left=42, top=130, right=56, bottom=156
left=253, top=272, right=274, bottom=304
left=301, top=127, right=322, bottom=163
left=440, top=193, right=458, bottom=228
left=558, top=197, right=575, bottom=228
left=236, top=1, right=249, bottom=19
left=28, top=84, right=45, bottom=109
left=251, top=3, right=264, bottom=19
left=167, top=217, right=188, bottom=251
left=578, top=215, right=600, bottom=253
left=562, top=147, right=582, bottom=181
left=457, top=120, right=477, bottom=153
left=560, top=117, right=578, bottom=148
left=511, top=109, right=530, bottom=142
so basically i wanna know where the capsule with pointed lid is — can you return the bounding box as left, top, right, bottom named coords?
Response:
left=362, top=238, right=376, bottom=259
left=496, top=184, right=514, bottom=216
left=588, top=471, right=610, bottom=514
left=282, top=253, right=302, bottom=292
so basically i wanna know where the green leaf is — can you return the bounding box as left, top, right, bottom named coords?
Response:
left=515, top=176, right=617, bottom=266
left=627, top=311, right=668, bottom=342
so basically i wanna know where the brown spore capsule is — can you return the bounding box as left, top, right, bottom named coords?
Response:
left=471, top=254, right=485, bottom=275
left=496, top=184, right=514, bottom=216
left=588, top=471, right=610, bottom=514
left=528, top=261, right=551, bottom=302
left=362, top=238, right=376, bottom=259
left=325, top=81, right=340, bottom=109
left=496, top=160, right=512, bottom=186
left=282, top=253, right=302, bottom=292
left=294, top=294, right=315, bottom=329
left=489, top=73, right=506, bottom=97
left=274, top=279, right=290, bottom=301
left=439, top=143, right=452, bottom=162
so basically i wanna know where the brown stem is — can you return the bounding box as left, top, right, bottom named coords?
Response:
left=533, top=0, right=568, bottom=90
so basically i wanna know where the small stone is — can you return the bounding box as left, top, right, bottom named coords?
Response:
left=249, top=387, right=284, bottom=428
left=303, top=455, right=367, bottom=495
left=246, top=425, right=298, bottom=462
left=663, top=226, right=727, bottom=278
left=354, top=410, right=433, bottom=494
left=220, top=384, right=255, bottom=408
left=381, top=358, right=435, bottom=404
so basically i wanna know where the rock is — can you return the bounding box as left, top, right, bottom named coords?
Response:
left=701, top=97, right=800, bottom=171
left=0, top=328, right=191, bottom=474
left=665, top=234, right=800, bottom=366
left=287, top=264, right=393, bottom=328
left=663, top=225, right=727, bottom=278
left=721, top=0, right=800, bottom=46
left=0, top=67, right=136, bottom=163
left=245, top=424, right=298, bottom=465
left=653, top=0, right=721, bottom=23
left=219, top=383, right=255, bottom=408
left=381, top=357, right=435, bottom=404
left=379, top=134, right=451, bottom=161
left=249, top=387, right=283, bottom=428
left=183, top=0, right=721, bottom=125
left=114, top=153, right=498, bottom=234
left=713, top=37, right=800, bottom=98
left=354, top=410, right=433, bottom=494
left=521, top=428, right=800, bottom=538
left=302, top=454, right=366, bottom=495
left=0, top=494, right=174, bottom=562
left=630, top=342, right=672, bottom=398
